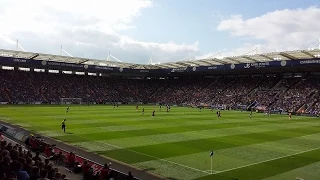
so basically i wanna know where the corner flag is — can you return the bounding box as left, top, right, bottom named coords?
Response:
left=210, top=150, right=214, bottom=157
left=210, top=150, right=214, bottom=174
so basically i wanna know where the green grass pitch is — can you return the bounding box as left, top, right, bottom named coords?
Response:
left=0, top=105, right=320, bottom=180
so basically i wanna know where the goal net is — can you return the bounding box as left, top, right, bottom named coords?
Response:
left=60, top=98, right=82, bottom=105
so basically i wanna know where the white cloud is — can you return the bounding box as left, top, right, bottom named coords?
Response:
left=199, top=6, right=320, bottom=59
left=0, top=0, right=199, bottom=63
left=0, top=35, right=15, bottom=45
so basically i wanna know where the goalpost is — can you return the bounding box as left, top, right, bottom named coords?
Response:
left=60, top=98, right=82, bottom=105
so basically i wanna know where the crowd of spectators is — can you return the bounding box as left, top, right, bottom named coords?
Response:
left=0, top=135, right=69, bottom=180
left=270, top=78, right=319, bottom=112
left=1, top=132, right=136, bottom=180
left=152, top=78, right=212, bottom=105
left=2, top=69, right=320, bottom=114
left=212, top=77, right=261, bottom=107
left=240, top=78, right=280, bottom=105
left=307, top=101, right=320, bottom=115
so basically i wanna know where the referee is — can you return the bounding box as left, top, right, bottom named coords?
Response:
left=61, top=119, right=66, bottom=133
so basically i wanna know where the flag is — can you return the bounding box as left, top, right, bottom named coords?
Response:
left=210, top=150, right=214, bottom=157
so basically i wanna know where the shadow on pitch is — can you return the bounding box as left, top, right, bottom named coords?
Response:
left=65, top=132, right=73, bottom=135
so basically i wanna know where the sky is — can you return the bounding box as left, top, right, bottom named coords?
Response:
left=0, top=0, right=320, bottom=64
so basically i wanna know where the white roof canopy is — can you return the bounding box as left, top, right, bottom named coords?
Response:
left=1, top=49, right=320, bottom=69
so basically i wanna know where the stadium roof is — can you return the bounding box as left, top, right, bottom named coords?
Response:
left=1, top=48, right=320, bottom=69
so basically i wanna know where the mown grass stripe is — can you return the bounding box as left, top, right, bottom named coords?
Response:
left=195, top=147, right=320, bottom=180
left=72, top=121, right=320, bottom=150
left=261, top=160, right=320, bottom=180
left=132, top=133, right=320, bottom=180
left=53, top=119, right=306, bottom=142
left=100, top=126, right=320, bottom=164
left=1, top=105, right=320, bottom=180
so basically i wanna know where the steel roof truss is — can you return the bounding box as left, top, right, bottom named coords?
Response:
left=78, top=59, right=89, bottom=64
left=225, top=57, right=241, bottom=63
left=242, top=56, right=259, bottom=62
left=260, top=54, right=274, bottom=60
left=301, top=50, right=316, bottom=58
left=199, top=59, right=217, bottom=65
left=29, top=53, right=39, bottom=59
left=279, top=52, right=297, bottom=60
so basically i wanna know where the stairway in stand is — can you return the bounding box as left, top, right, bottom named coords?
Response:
left=4, top=89, right=12, bottom=103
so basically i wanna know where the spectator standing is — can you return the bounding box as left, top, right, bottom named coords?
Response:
left=15, top=161, right=30, bottom=180
left=38, top=169, right=50, bottom=180
left=127, top=171, right=134, bottom=180
left=0, top=132, right=4, bottom=142
left=99, top=164, right=111, bottom=180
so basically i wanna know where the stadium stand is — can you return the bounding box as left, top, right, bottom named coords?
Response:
left=0, top=133, right=81, bottom=180
left=1, top=69, right=320, bottom=116
left=1, top=48, right=320, bottom=179
left=0, top=122, right=147, bottom=180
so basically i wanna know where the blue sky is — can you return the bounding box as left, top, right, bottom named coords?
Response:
left=125, top=0, right=320, bottom=56
left=0, top=0, right=320, bottom=64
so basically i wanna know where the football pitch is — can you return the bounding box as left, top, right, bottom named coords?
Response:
left=1, top=105, right=320, bottom=180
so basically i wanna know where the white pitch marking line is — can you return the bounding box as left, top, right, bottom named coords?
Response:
left=29, top=118, right=320, bottom=176
left=75, top=134, right=211, bottom=175
left=24, top=122, right=211, bottom=175
left=78, top=133, right=319, bottom=175
left=212, top=147, right=320, bottom=175
left=36, top=128, right=210, bottom=174
left=78, top=130, right=320, bottom=176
